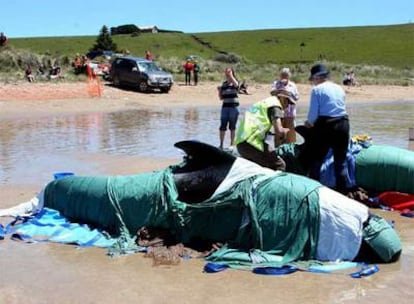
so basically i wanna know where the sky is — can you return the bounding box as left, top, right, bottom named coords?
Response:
left=1, top=0, right=413, bottom=38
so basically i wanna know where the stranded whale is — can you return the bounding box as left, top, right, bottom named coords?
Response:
left=0, top=140, right=402, bottom=265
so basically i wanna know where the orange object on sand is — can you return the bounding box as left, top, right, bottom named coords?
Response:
left=85, top=63, right=102, bottom=97
left=87, top=74, right=102, bottom=97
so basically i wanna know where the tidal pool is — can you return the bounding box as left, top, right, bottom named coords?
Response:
left=0, top=100, right=413, bottom=184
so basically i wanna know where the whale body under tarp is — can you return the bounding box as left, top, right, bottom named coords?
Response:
left=0, top=140, right=402, bottom=266
left=42, top=141, right=322, bottom=262
left=274, top=127, right=414, bottom=194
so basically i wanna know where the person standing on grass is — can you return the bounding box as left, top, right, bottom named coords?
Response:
left=218, top=67, right=240, bottom=149
left=270, top=67, right=299, bottom=143
left=304, top=63, right=351, bottom=193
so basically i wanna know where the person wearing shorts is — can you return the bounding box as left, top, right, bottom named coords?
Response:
left=218, top=67, right=240, bottom=149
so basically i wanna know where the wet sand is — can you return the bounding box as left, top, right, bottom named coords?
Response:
left=1, top=81, right=414, bottom=303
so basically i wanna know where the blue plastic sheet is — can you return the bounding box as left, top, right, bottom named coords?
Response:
left=7, top=208, right=117, bottom=248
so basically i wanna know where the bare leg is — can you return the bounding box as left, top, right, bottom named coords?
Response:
left=230, top=130, right=236, bottom=147
left=282, top=117, right=296, bottom=143
left=219, top=130, right=225, bottom=149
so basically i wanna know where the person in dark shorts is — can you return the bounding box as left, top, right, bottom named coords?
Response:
left=217, top=67, right=240, bottom=149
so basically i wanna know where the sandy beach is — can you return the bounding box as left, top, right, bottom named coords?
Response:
left=0, top=81, right=413, bottom=118
left=1, top=80, right=414, bottom=304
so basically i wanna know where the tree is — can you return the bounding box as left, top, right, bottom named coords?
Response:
left=110, top=24, right=140, bottom=35
left=90, top=25, right=117, bottom=52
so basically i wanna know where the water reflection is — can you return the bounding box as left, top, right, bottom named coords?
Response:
left=0, top=101, right=413, bottom=184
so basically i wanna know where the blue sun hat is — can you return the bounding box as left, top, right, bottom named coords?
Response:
left=309, top=63, right=330, bottom=80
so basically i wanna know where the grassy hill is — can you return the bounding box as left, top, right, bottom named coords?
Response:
left=2, top=23, right=413, bottom=84
left=7, top=33, right=217, bottom=62
left=196, top=24, right=414, bottom=69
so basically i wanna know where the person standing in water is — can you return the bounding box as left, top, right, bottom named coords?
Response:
left=217, top=67, right=240, bottom=149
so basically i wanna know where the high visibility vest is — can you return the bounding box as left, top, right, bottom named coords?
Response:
left=235, top=96, right=282, bottom=151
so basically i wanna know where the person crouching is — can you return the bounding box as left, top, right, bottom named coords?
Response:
left=235, top=95, right=295, bottom=171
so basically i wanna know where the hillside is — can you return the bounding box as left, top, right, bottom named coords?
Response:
left=195, top=24, right=414, bottom=69
left=1, top=23, right=413, bottom=85
left=7, top=23, right=413, bottom=68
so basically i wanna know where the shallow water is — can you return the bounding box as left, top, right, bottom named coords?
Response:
left=0, top=100, right=413, bottom=184
left=1, top=100, right=414, bottom=304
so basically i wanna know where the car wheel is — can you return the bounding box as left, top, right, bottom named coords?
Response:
left=138, top=81, right=148, bottom=92
left=113, top=75, right=120, bottom=86
left=161, top=87, right=170, bottom=93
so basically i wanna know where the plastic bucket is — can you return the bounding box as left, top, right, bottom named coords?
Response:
left=54, top=172, right=75, bottom=180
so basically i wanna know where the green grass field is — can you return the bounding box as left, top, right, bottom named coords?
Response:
left=196, top=24, right=414, bottom=69
left=1, top=23, right=413, bottom=85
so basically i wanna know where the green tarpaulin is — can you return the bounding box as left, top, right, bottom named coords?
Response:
left=355, top=145, right=414, bottom=194
left=44, top=166, right=321, bottom=265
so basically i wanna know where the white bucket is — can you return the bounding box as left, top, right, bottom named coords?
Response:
left=410, top=127, right=414, bottom=141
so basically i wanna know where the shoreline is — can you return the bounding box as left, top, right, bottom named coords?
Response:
left=0, top=81, right=413, bottom=119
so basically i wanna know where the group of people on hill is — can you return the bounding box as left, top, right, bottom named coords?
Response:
left=218, top=63, right=352, bottom=194
left=24, top=64, right=64, bottom=82
left=73, top=54, right=89, bottom=75
left=0, top=32, right=65, bottom=82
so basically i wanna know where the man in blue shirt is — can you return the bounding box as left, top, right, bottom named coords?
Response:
left=304, top=64, right=351, bottom=193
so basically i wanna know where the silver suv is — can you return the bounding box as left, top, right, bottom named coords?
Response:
left=110, top=56, right=173, bottom=93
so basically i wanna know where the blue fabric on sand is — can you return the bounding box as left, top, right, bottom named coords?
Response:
left=7, top=208, right=117, bottom=248
left=320, top=140, right=364, bottom=188
left=0, top=223, right=5, bottom=240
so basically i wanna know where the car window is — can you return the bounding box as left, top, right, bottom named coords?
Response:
left=114, top=59, right=134, bottom=70
left=126, top=60, right=136, bottom=70
left=114, top=58, right=126, bottom=68
left=137, top=62, right=162, bottom=72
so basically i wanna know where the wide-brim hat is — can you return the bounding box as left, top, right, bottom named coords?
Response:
left=276, top=92, right=296, bottom=105
left=309, top=63, right=329, bottom=80
left=362, top=214, right=402, bottom=263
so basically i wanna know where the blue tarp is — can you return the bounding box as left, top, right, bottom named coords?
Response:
left=4, top=208, right=117, bottom=248
left=319, top=140, right=366, bottom=188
